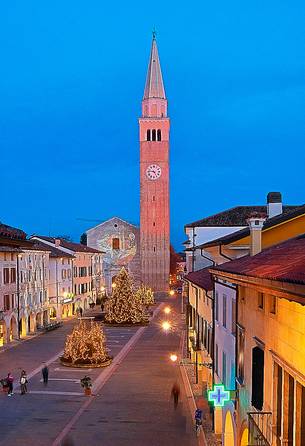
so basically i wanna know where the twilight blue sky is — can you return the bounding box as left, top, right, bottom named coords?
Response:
left=1, top=1, right=305, bottom=250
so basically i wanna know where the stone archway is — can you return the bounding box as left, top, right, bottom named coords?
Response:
left=240, top=428, right=249, bottom=446
left=0, top=322, right=7, bottom=346
left=49, top=307, right=57, bottom=320
left=224, top=411, right=235, bottom=446
left=28, top=313, right=36, bottom=333
left=20, top=316, right=27, bottom=338
left=9, top=315, right=18, bottom=341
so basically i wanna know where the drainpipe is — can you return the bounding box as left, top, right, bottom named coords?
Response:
left=200, top=248, right=215, bottom=266
left=219, top=244, right=233, bottom=262
left=192, top=229, right=196, bottom=272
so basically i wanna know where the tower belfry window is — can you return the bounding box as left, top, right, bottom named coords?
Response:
left=157, top=129, right=161, bottom=141
left=152, top=129, right=156, bottom=141
left=147, top=129, right=151, bottom=141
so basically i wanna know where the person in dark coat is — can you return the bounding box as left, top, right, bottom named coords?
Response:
left=171, top=382, right=180, bottom=409
left=42, top=363, right=49, bottom=385
left=7, top=373, right=14, bottom=396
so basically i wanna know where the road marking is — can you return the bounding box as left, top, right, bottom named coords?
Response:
left=39, top=378, right=80, bottom=383
left=29, top=391, right=83, bottom=396
left=52, top=302, right=164, bottom=446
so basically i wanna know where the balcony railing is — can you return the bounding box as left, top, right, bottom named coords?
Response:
left=248, top=412, right=272, bottom=446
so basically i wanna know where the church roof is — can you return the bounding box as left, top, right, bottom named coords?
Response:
left=143, top=35, right=166, bottom=100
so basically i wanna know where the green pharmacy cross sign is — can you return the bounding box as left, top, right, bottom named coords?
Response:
left=208, top=385, right=230, bottom=407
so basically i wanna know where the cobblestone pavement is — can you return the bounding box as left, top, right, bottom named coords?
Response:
left=0, top=299, right=199, bottom=446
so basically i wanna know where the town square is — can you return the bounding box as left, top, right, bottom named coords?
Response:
left=1, top=1, right=305, bottom=445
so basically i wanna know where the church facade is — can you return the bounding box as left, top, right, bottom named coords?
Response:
left=86, top=35, right=170, bottom=293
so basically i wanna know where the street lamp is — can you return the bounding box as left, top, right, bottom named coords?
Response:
left=163, top=306, right=171, bottom=314
left=161, top=321, right=171, bottom=332
left=169, top=290, right=175, bottom=296
left=170, top=354, right=178, bottom=363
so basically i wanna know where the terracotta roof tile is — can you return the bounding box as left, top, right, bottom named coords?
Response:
left=34, top=236, right=103, bottom=254
left=184, top=267, right=213, bottom=291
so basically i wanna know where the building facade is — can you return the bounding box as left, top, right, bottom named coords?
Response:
left=86, top=217, right=140, bottom=294
left=139, top=34, right=170, bottom=292
left=31, top=236, right=103, bottom=319
left=211, top=234, right=305, bottom=446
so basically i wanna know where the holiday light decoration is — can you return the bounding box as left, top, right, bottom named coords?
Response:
left=105, top=268, right=148, bottom=324
left=61, top=318, right=111, bottom=367
left=135, top=284, right=155, bottom=309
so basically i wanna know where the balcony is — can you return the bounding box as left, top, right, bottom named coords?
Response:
left=248, top=412, right=272, bottom=446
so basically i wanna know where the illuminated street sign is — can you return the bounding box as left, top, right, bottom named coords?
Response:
left=208, top=385, right=230, bottom=407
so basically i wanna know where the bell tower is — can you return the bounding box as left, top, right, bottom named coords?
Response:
left=139, top=34, right=170, bottom=292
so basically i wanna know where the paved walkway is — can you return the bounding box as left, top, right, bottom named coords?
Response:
left=0, top=300, right=198, bottom=446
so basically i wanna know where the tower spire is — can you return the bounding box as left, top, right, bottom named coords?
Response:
left=143, top=34, right=166, bottom=100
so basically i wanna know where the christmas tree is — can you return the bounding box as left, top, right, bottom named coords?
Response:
left=61, top=318, right=111, bottom=367
left=105, top=267, right=148, bottom=324
left=135, top=284, right=155, bottom=309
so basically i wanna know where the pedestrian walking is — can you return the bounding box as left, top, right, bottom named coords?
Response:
left=171, top=381, right=180, bottom=409
left=7, top=373, right=14, bottom=396
left=42, top=363, right=49, bottom=385
left=79, top=307, right=83, bottom=318
left=20, top=370, right=28, bottom=395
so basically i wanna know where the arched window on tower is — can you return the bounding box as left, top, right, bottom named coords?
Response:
left=152, top=129, right=156, bottom=141
left=147, top=129, right=151, bottom=141
left=157, top=129, right=161, bottom=141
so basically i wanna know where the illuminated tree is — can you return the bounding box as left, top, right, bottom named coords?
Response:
left=62, top=319, right=110, bottom=366
left=105, top=268, right=148, bottom=324
left=135, top=285, right=155, bottom=309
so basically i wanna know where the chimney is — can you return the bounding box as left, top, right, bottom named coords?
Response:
left=55, top=239, right=61, bottom=247
left=247, top=214, right=266, bottom=256
left=267, top=192, right=282, bottom=218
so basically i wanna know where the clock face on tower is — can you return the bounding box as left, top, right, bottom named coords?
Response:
left=146, top=164, right=162, bottom=180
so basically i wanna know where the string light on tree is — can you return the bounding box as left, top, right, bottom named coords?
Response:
left=105, top=268, right=148, bottom=325
left=61, top=318, right=111, bottom=367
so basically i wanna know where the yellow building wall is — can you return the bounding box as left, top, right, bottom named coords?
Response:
left=231, top=213, right=305, bottom=250
left=238, top=284, right=305, bottom=443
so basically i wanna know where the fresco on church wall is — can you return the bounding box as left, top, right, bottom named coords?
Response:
left=97, top=232, right=137, bottom=266
left=86, top=217, right=141, bottom=293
